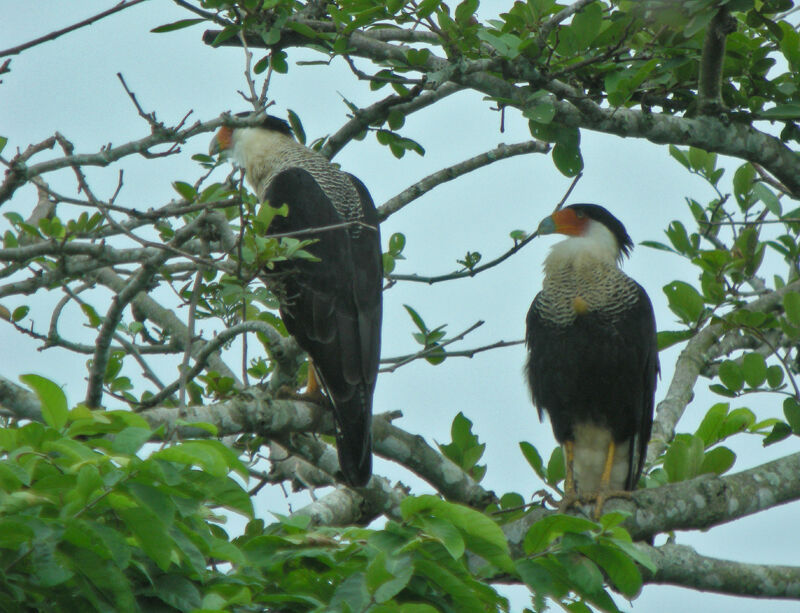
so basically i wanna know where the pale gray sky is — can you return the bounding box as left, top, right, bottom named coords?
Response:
left=2, top=2, right=798, bottom=611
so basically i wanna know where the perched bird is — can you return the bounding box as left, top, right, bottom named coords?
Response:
left=525, top=204, right=658, bottom=516
left=210, top=114, right=382, bottom=486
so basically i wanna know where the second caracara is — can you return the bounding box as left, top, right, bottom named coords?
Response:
left=210, top=115, right=382, bottom=487
left=526, top=204, right=658, bottom=516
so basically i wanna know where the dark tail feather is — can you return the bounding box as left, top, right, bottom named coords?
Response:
left=332, top=390, right=373, bottom=487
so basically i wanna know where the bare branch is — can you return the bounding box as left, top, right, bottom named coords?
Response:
left=378, top=140, right=550, bottom=221
left=387, top=173, right=580, bottom=284
left=380, top=320, right=485, bottom=374
left=0, top=0, right=148, bottom=58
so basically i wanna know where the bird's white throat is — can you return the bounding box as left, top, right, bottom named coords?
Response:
left=230, top=128, right=301, bottom=192
left=543, top=219, right=622, bottom=275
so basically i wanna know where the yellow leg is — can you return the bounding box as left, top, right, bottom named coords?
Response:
left=306, top=360, right=321, bottom=396
left=592, top=439, right=634, bottom=519
left=557, top=441, right=580, bottom=513
left=599, top=439, right=616, bottom=490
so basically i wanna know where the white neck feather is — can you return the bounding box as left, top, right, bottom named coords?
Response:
left=230, top=128, right=302, bottom=193
left=543, top=219, right=621, bottom=274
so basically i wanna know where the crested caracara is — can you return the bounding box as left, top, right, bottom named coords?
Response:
left=525, top=204, right=658, bottom=516
left=210, top=114, right=382, bottom=487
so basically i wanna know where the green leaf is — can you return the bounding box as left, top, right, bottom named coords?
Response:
left=700, top=446, right=736, bottom=475
left=753, top=182, right=782, bottom=216
left=172, top=181, right=197, bottom=200
left=111, top=426, right=153, bottom=455
left=759, top=103, right=800, bottom=120
left=256, top=202, right=289, bottom=230
left=657, top=329, right=695, bottom=350
left=720, top=407, right=756, bottom=438
left=783, top=397, right=800, bottom=433
left=403, top=304, right=428, bottom=333
left=152, top=441, right=228, bottom=477
left=389, top=232, right=406, bottom=256
left=0, top=136, right=7, bottom=156
left=741, top=353, right=767, bottom=388
left=270, top=50, right=288, bottom=74
left=663, top=434, right=704, bottom=482
left=582, top=543, right=642, bottom=597
left=718, top=360, right=744, bottom=392
left=151, top=18, right=205, bottom=33
left=154, top=575, right=203, bottom=611
left=417, top=0, right=442, bottom=18
left=117, top=506, right=173, bottom=570
left=519, top=441, right=546, bottom=480
left=11, top=305, right=29, bottom=322
left=421, top=516, right=465, bottom=559
left=668, top=145, right=690, bottom=169
left=552, top=142, right=583, bottom=177
left=763, top=421, right=791, bottom=446
left=695, top=403, right=728, bottom=446
left=733, top=163, right=755, bottom=202
left=287, top=110, right=306, bottom=145
left=663, top=281, right=705, bottom=324
left=401, top=495, right=513, bottom=572
left=546, top=446, right=565, bottom=486
left=20, top=374, right=68, bottom=430
left=524, top=514, right=598, bottom=554
left=766, top=364, right=784, bottom=388
left=568, top=1, right=602, bottom=49
left=523, top=98, right=555, bottom=124
left=783, top=291, right=800, bottom=325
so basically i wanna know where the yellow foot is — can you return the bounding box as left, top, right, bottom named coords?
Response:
left=275, top=384, right=326, bottom=405
left=587, top=489, right=634, bottom=520
left=556, top=491, right=582, bottom=514
left=556, top=489, right=634, bottom=519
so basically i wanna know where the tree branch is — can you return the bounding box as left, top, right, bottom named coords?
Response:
left=648, top=278, right=800, bottom=463
left=504, top=451, right=800, bottom=553
left=377, top=140, right=549, bottom=221
left=0, top=0, right=148, bottom=58
left=698, top=6, right=737, bottom=114
left=640, top=542, right=800, bottom=599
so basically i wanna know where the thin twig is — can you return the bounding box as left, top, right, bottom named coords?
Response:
left=0, top=0, right=148, bottom=58
left=387, top=173, right=581, bottom=284
left=380, top=320, right=484, bottom=373
left=380, top=339, right=523, bottom=372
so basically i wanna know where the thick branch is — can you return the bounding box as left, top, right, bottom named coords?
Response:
left=648, top=278, right=800, bottom=462
left=640, top=542, right=800, bottom=599
left=504, top=452, right=800, bottom=552
left=698, top=6, right=737, bottom=114
left=204, top=20, right=800, bottom=196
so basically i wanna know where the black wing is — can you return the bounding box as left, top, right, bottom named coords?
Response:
left=526, top=283, right=658, bottom=489
left=264, top=167, right=382, bottom=486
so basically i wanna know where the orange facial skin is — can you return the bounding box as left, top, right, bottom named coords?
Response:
left=209, top=126, right=234, bottom=155
left=549, top=207, right=590, bottom=236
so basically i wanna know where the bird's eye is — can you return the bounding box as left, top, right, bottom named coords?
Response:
left=575, top=210, right=585, bottom=218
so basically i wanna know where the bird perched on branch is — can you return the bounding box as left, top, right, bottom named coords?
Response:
left=525, top=204, right=658, bottom=517
left=210, top=114, right=382, bottom=487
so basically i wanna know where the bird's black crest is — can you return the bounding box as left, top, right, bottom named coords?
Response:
left=233, top=112, right=294, bottom=137
left=567, top=203, right=633, bottom=257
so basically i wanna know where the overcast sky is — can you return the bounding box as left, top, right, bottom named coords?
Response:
left=2, top=2, right=798, bottom=611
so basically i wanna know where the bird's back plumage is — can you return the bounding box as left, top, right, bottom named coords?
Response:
left=264, top=165, right=382, bottom=487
